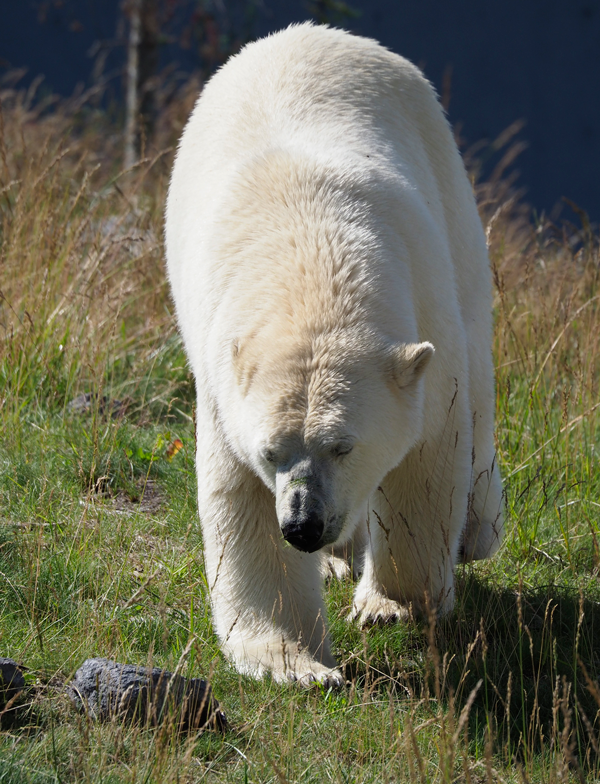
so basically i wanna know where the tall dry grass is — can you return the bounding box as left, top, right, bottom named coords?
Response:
left=0, top=72, right=202, bottom=427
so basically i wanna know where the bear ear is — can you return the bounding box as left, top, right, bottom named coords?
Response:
left=232, top=338, right=258, bottom=392
left=389, top=342, right=434, bottom=389
left=232, top=339, right=245, bottom=381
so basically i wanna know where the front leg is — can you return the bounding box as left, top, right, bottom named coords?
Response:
left=351, top=431, right=470, bottom=625
left=196, top=420, right=341, bottom=686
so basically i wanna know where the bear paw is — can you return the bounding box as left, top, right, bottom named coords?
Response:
left=348, top=593, right=410, bottom=627
left=321, top=554, right=352, bottom=581
left=234, top=647, right=344, bottom=688
left=267, top=651, right=344, bottom=688
left=282, top=664, right=345, bottom=689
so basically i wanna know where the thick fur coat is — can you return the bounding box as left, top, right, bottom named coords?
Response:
left=166, top=23, right=503, bottom=685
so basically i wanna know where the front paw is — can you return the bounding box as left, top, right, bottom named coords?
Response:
left=284, top=662, right=345, bottom=689
left=268, top=651, right=344, bottom=688
left=229, top=638, right=344, bottom=688
left=348, top=592, right=410, bottom=627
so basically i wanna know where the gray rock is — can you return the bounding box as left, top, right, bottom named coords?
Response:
left=67, top=393, right=130, bottom=418
left=0, top=658, right=25, bottom=709
left=67, top=658, right=226, bottom=731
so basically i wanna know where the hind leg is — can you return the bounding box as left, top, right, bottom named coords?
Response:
left=461, top=361, right=504, bottom=562
left=461, top=449, right=504, bottom=561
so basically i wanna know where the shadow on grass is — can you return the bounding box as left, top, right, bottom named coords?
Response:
left=332, top=569, right=600, bottom=769
left=441, top=574, right=600, bottom=760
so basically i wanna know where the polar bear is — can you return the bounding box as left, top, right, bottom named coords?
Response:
left=165, top=23, right=503, bottom=686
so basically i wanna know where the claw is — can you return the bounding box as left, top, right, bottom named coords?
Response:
left=348, top=594, right=409, bottom=627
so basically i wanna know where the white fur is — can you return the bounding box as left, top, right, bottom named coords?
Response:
left=165, top=23, right=503, bottom=685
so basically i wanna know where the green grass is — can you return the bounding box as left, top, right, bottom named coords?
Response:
left=1, top=81, right=600, bottom=782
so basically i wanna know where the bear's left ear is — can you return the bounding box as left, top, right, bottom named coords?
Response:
left=232, top=338, right=257, bottom=393
left=389, top=342, right=435, bottom=389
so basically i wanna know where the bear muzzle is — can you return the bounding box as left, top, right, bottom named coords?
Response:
left=276, top=462, right=337, bottom=552
left=281, top=507, right=325, bottom=553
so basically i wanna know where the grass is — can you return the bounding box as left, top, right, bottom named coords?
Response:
left=1, top=75, right=599, bottom=783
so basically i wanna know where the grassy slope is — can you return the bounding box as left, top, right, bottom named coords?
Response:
left=0, top=82, right=599, bottom=783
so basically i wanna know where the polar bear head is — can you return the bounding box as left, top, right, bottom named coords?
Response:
left=229, top=328, right=434, bottom=553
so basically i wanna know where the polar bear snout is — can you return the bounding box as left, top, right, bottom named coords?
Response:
left=275, top=464, right=333, bottom=553
left=278, top=479, right=326, bottom=553
left=281, top=503, right=325, bottom=553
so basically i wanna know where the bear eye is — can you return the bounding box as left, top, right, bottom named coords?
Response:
left=263, top=449, right=276, bottom=464
left=331, top=442, right=354, bottom=458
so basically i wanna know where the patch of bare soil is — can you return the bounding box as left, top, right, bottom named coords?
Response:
left=111, top=479, right=164, bottom=515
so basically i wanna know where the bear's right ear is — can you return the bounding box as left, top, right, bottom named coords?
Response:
left=232, top=338, right=257, bottom=393
left=389, top=342, right=434, bottom=389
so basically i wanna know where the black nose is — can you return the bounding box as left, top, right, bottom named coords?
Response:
left=281, top=510, right=324, bottom=553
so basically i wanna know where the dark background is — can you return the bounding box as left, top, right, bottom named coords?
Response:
left=1, top=0, right=598, bottom=220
